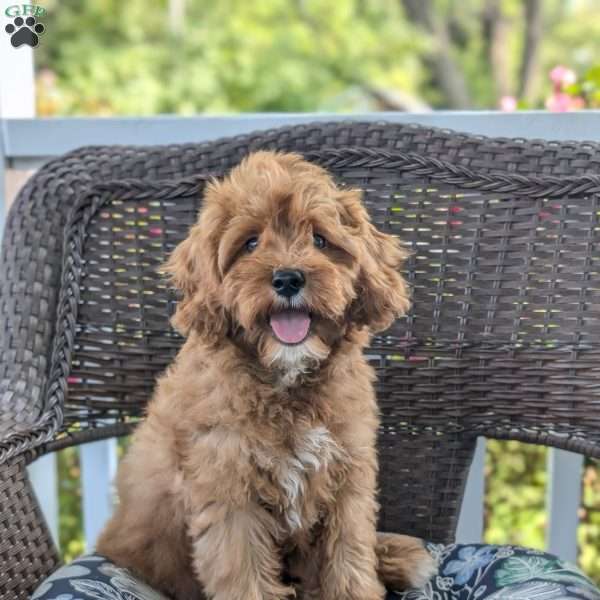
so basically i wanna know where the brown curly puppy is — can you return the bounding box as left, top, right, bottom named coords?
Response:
left=97, top=151, right=436, bottom=600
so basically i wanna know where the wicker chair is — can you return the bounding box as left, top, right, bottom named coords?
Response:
left=2, top=121, right=600, bottom=600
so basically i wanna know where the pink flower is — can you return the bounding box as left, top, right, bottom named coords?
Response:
left=546, top=92, right=574, bottom=112
left=550, top=65, right=577, bottom=87
left=499, top=96, right=517, bottom=112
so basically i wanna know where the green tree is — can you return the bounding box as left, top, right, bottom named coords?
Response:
left=35, top=0, right=600, bottom=114
left=36, top=0, right=426, bottom=115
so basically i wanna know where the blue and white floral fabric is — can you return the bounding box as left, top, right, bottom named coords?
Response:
left=394, top=544, right=600, bottom=600
left=32, top=544, right=600, bottom=600
left=31, top=555, right=169, bottom=600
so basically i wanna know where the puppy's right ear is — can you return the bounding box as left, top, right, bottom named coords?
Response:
left=162, top=219, right=228, bottom=341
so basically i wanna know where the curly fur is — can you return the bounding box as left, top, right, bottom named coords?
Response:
left=97, top=151, right=436, bottom=600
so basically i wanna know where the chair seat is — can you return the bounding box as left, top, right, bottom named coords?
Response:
left=32, top=543, right=600, bottom=600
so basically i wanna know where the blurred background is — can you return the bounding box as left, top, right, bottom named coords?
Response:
left=35, top=0, right=600, bottom=116
left=14, top=0, right=600, bottom=582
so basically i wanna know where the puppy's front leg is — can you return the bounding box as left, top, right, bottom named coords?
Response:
left=320, top=463, right=386, bottom=600
left=189, top=500, right=293, bottom=600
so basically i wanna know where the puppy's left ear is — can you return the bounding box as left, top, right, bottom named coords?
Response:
left=341, top=190, right=411, bottom=333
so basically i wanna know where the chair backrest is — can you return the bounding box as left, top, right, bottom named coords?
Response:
left=53, top=146, right=600, bottom=545
left=4, top=122, right=600, bottom=554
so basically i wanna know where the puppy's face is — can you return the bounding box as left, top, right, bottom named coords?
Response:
left=165, top=152, right=409, bottom=381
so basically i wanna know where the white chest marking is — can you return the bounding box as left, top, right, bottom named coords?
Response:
left=277, top=426, right=340, bottom=531
left=269, top=342, right=328, bottom=387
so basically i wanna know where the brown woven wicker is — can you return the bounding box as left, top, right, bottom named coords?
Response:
left=2, top=120, right=600, bottom=598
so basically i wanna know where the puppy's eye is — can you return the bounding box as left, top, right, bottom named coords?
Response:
left=313, top=233, right=327, bottom=250
left=245, top=236, right=259, bottom=253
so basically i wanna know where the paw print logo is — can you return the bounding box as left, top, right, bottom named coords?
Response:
left=5, top=16, right=45, bottom=48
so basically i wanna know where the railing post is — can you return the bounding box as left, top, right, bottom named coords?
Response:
left=27, top=454, right=59, bottom=546
left=456, top=437, right=486, bottom=543
left=0, top=0, right=36, bottom=231
left=80, top=439, right=118, bottom=551
left=546, top=447, right=583, bottom=563
left=0, top=121, right=5, bottom=236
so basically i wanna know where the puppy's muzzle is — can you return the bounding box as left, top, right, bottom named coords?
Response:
left=272, top=269, right=305, bottom=298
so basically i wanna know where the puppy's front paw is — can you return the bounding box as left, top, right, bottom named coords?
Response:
left=406, top=549, right=437, bottom=589
left=376, top=532, right=437, bottom=590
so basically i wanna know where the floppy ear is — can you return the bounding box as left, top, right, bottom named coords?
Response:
left=340, top=190, right=411, bottom=333
left=162, top=216, right=229, bottom=341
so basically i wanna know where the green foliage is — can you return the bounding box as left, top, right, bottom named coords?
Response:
left=580, top=458, right=600, bottom=582
left=36, top=0, right=425, bottom=115
left=35, top=0, right=600, bottom=114
left=484, top=441, right=547, bottom=551
left=542, top=3, right=600, bottom=83
left=57, top=448, right=84, bottom=563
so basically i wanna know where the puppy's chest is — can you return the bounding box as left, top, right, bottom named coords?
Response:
left=256, top=426, right=345, bottom=532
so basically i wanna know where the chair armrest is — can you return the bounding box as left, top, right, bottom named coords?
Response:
left=0, top=357, right=57, bottom=463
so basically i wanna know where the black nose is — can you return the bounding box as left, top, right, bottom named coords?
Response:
left=272, top=269, right=305, bottom=297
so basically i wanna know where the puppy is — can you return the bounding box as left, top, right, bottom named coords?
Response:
left=97, top=151, right=436, bottom=600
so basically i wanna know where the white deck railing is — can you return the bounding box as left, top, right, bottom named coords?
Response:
left=2, top=111, right=598, bottom=560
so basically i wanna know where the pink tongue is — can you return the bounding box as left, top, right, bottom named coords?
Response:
left=270, top=311, right=311, bottom=344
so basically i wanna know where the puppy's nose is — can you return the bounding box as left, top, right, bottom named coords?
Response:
left=272, top=269, right=305, bottom=297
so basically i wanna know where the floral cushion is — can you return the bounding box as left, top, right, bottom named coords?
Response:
left=409, top=544, right=600, bottom=600
left=32, top=544, right=600, bottom=600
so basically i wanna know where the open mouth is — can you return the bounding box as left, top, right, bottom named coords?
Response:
left=269, top=309, right=311, bottom=345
